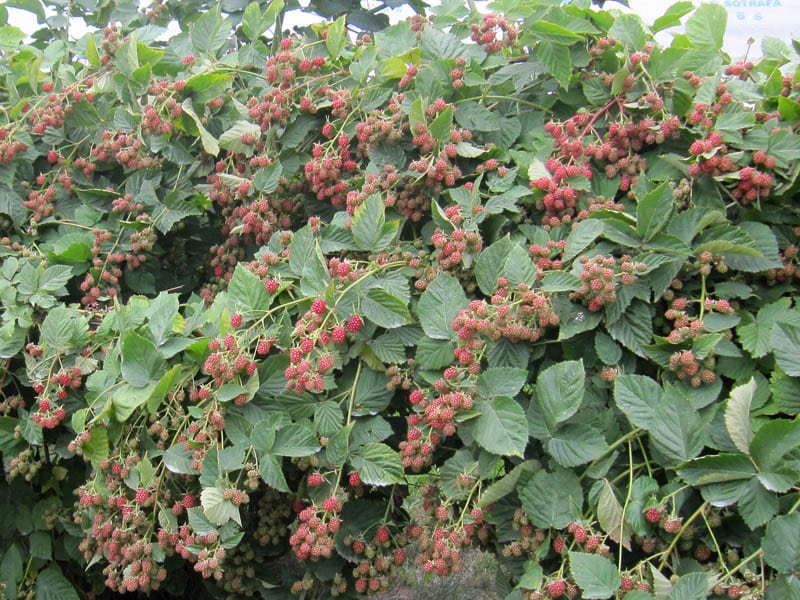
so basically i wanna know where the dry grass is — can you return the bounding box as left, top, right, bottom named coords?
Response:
left=375, top=548, right=499, bottom=600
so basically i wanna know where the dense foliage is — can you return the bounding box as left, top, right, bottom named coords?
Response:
left=1, top=0, right=800, bottom=598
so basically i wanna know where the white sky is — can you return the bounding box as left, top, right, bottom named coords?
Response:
left=5, top=0, right=800, bottom=58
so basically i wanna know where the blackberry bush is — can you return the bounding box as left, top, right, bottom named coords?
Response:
left=1, top=0, right=800, bottom=599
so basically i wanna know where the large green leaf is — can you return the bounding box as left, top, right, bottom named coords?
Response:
left=763, top=513, right=800, bottom=574
left=636, top=181, right=672, bottom=242
left=533, top=360, right=585, bottom=434
left=537, top=40, right=571, bottom=90
left=361, top=288, right=411, bottom=329
left=725, top=378, right=755, bottom=455
left=121, top=332, right=167, bottom=388
left=35, top=566, right=79, bottom=600
left=771, top=323, right=800, bottom=376
left=614, top=374, right=660, bottom=429
left=417, top=273, right=468, bottom=340
left=349, top=443, right=403, bottom=486
left=685, top=3, right=726, bottom=51
left=465, top=396, right=528, bottom=458
left=649, top=389, right=705, bottom=465
left=569, top=551, right=622, bottom=599
left=547, top=423, right=608, bottom=468
left=476, top=368, right=528, bottom=399
left=676, top=453, right=755, bottom=486
left=519, top=468, right=583, bottom=529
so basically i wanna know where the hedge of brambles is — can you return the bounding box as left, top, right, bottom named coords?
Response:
left=1, top=0, right=800, bottom=598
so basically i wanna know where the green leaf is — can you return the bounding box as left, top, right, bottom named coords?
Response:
left=164, top=443, right=195, bottom=474
left=537, top=41, right=571, bottom=90
left=569, top=551, right=622, bottom=599
left=609, top=13, right=647, bottom=50
left=121, top=332, right=167, bottom=388
left=540, top=271, right=581, bottom=292
left=596, top=479, right=631, bottom=550
left=228, top=264, right=270, bottom=314
left=259, top=453, right=289, bottom=492
left=241, top=0, right=284, bottom=40
left=0, top=26, right=25, bottom=51
left=649, top=389, right=704, bottom=466
left=669, top=572, right=711, bottom=600
left=528, top=20, right=583, bottom=44
left=685, top=3, right=726, bottom=51
left=475, top=236, right=513, bottom=295
left=147, top=291, right=179, bottom=347
left=564, top=219, right=604, bottom=261
left=466, top=396, right=528, bottom=458
left=253, top=161, right=283, bottom=193
left=771, top=324, right=800, bottom=376
left=218, top=120, right=261, bottom=155
left=725, top=378, right=755, bottom=455
left=361, top=288, right=410, bottom=329
left=738, top=478, right=778, bottom=530
left=723, top=222, right=782, bottom=273
left=82, top=427, right=109, bottom=463
left=191, top=7, right=229, bottom=54
left=314, top=401, right=343, bottom=436
left=534, top=360, right=585, bottom=434
left=478, top=460, right=536, bottom=508
left=349, top=443, right=403, bottom=486
left=636, top=181, right=672, bottom=242
left=29, top=530, right=52, bottom=560
left=325, top=15, right=347, bottom=59
left=503, top=244, right=538, bottom=290
left=38, top=265, right=71, bottom=292
left=41, top=306, right=88, bottom=353
left=429, top=106, right=453, bottom=144
left=595, top=332, right=622, bottom=365
left=476, top=368, right=528, bottom=399
left=519, top=467, right=583, bottom=529
left=201, top=487, right=241, bottom=526
left=180, top=99, right=219, bottom=155
left=271, top=423, right=320, bottom=457
left=653, top=2, right=695, bottom=33
left=35, top=566, right=79, bottom=600
left=351, top=194, right=398, bottom=252
left=676, top=453, right=756, bottom=486
left=417, top=273, right=468, bottom=340
left=606, top=300, right=653, bottom=357
left=763, top=513, right=800, bottom=574
left=548, top=423, right=608, bottom=468
left=415, top=337, right=455, bottom=370
left=113, top=383, right=156, bottom=423
left=750, top=419, right=800, bottom=478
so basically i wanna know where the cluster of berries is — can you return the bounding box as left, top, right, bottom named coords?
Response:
left=469, top=13, right=519, bottom=53
left=571, top=254, right=644, bottom=312
left=288, top=498, right=342, bottom=561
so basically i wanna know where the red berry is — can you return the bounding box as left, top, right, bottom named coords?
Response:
left=348, top=472, right=361, bottom=486
left=645, top=507, right=662, bottom=524
left=134, top=489, right=149, bottom=505
left=265, top=279, right=280, bottom=293
left=230, top=313, right=243, bottom=328
left=546, top=579, right=566, bottom=598
left=311, top=299, right=327, bottom=314
left=375, top=526, right=390, bottom=544
left=257, top=340, right=270, bottom=355
left=347, top=314, right=363, bottom=333
left=322, top=497, right=340, bottom=513
left=42, top=82, right=54, bottom=92
left=332, top=327, right=347, bottom=344
left=307, top=472, right=324, bottom=486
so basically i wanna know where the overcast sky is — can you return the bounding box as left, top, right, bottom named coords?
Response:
left=6, top=0, right=800, bottom=58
